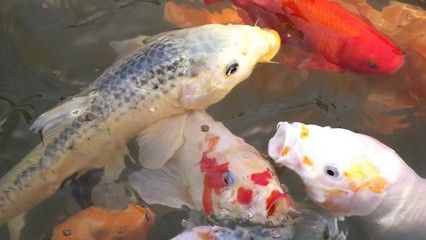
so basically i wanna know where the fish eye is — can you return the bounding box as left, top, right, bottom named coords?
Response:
left=225, top=62, right=239, bottom=76
left=222, top=172, right=235, bottom=186
left=324, top=165, right=340, bottom=178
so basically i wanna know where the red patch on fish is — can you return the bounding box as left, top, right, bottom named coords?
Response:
left=200, top=152, right=229, bottom=215
left=266, top=190, right=288, bottom=216
left=251, top=169, right=272, bottom=186
left=237, top=187, right=253, bottom=205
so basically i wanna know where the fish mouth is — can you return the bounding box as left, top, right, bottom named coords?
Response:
left=259, top=28, right=281, bottom=63
left=266, top=190, right=292, bottom=221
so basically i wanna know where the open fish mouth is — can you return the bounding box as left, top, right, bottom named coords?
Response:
left=266, top=191, right=292, bottom=225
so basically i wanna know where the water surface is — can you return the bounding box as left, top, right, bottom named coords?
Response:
left=0, top=0, right=425, bottom=239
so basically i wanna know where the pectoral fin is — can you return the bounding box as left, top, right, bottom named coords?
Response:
left=137, top=113, right=187, bottom=169
left=109, top=35, right=151, bottom=60
left=129, top=160, right=194, bottom=209
left=7, top=212, right=26, bottom=240
left=29, top=93, right=97, bottom=141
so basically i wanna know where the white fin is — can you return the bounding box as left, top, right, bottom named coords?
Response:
left=129, top=160, right=194, bottom=209
left=30, top=93, right=96, bottom=139
left=137, top=113, right=187, bottom=169
left=109, top=35, right=151, bottom=59
left=101, top=146, right=128, bottom=182
left=7, top=212, right=26, bottom=240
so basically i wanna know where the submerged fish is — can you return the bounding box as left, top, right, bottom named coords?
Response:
left=205, top=0, right=405, bottom=74
left=51, top=204, right=155, bottom=240
left=129, top=111, right=292, bottom=225
left=171, top=225, right=294, bottom=240
left=268, top=122, right=426, bottom=239
left=0, top=24, right=280, bottom=223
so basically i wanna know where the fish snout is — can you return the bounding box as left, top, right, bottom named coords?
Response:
left=268, top=121, right=300, bottom=166
left=259, top=28, right=281, bottom=63
left=266, top=190, right=292, bottom=224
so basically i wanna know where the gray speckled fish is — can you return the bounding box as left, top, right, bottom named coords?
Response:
left=0, top=24, right=280, bottom=224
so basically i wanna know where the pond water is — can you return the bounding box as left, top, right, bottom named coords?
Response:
left=0, top=0, right=425, bottom=239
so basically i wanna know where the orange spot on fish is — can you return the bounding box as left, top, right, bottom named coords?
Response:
left=300, top=125, right=309, bottom=139
left=323, top=187, right=346, bottom=197
left=237, top=187, right=253, bottom=204
left=200, top=152, right=229, bottom=215
left=303, top=156, right=313, bottom=167
left=197, top=231, right=214, bottom=240
left=344, top=159, right=388, bottom=193
left=321, top=199, right=352, bottom=214
left=280, top=146, right=290, bottom=156
left=205, top=133, right=220, bottom=152
left=251, top=169, right=272, bottom=186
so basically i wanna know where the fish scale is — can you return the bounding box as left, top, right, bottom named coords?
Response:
left=0, top=24, right=281, bottom=224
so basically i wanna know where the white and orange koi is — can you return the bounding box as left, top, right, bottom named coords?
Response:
left=268, top=122, right=426, bottom=239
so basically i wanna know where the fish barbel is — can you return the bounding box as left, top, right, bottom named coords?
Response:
left=0, top=24, right=280, bottom=223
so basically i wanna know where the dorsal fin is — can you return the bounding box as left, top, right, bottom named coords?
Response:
left=30, top=92, right=97, bottom=140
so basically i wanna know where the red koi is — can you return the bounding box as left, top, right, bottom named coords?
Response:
left=204, top=0, right=405, bottom=74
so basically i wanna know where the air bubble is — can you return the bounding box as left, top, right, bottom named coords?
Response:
left=217, top=209, right=230, bottom=219
left=71, top=109, right=80, bottom=116
left=219, top=189, right=235, bottom=211
left=241, top=208, right=254, bottom=220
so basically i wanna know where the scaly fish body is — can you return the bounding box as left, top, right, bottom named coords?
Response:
left=268, top=122, right=426, bottom=239
left=0, top=24, right=281, bottom=223
left=130, top=111, right=292, bottom=225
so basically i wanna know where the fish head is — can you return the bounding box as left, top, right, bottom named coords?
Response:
left=199, top=145, right=292, bottom=225
left=180, top=24, right=280, bottom=109
left=268, top=122, right=404, bottom=217
left=337, top=35, right=405, bottom=74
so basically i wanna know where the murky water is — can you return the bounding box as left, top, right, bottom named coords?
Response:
left=0, top=0, right=425, bottom=239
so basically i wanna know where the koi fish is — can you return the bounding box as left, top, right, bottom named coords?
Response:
left=268, top=122, right=426, bottom=239
left=204, top=0, right=405, bottom=74
left=129, top=111, right=292, bottom=225
left=51, top=204, right=155, bottom=240
left=0, top=24, right=280, bottom=223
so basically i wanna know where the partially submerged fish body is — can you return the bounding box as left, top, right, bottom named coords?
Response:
left=51, top=204, right=155, bottom=240
left=268, top=122, right=426, bottom=239
left=129, top=111, right=292, bottom=225
left=0, top=24, right=281, bottom=223
left=171, top=225, right=294, bottom=240
left=205, top=0, right=405, bottom=74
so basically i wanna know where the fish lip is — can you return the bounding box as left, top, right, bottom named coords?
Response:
left=266, top=191, right=292, bottom=218
left=259, top=28, right=281, bottom=63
